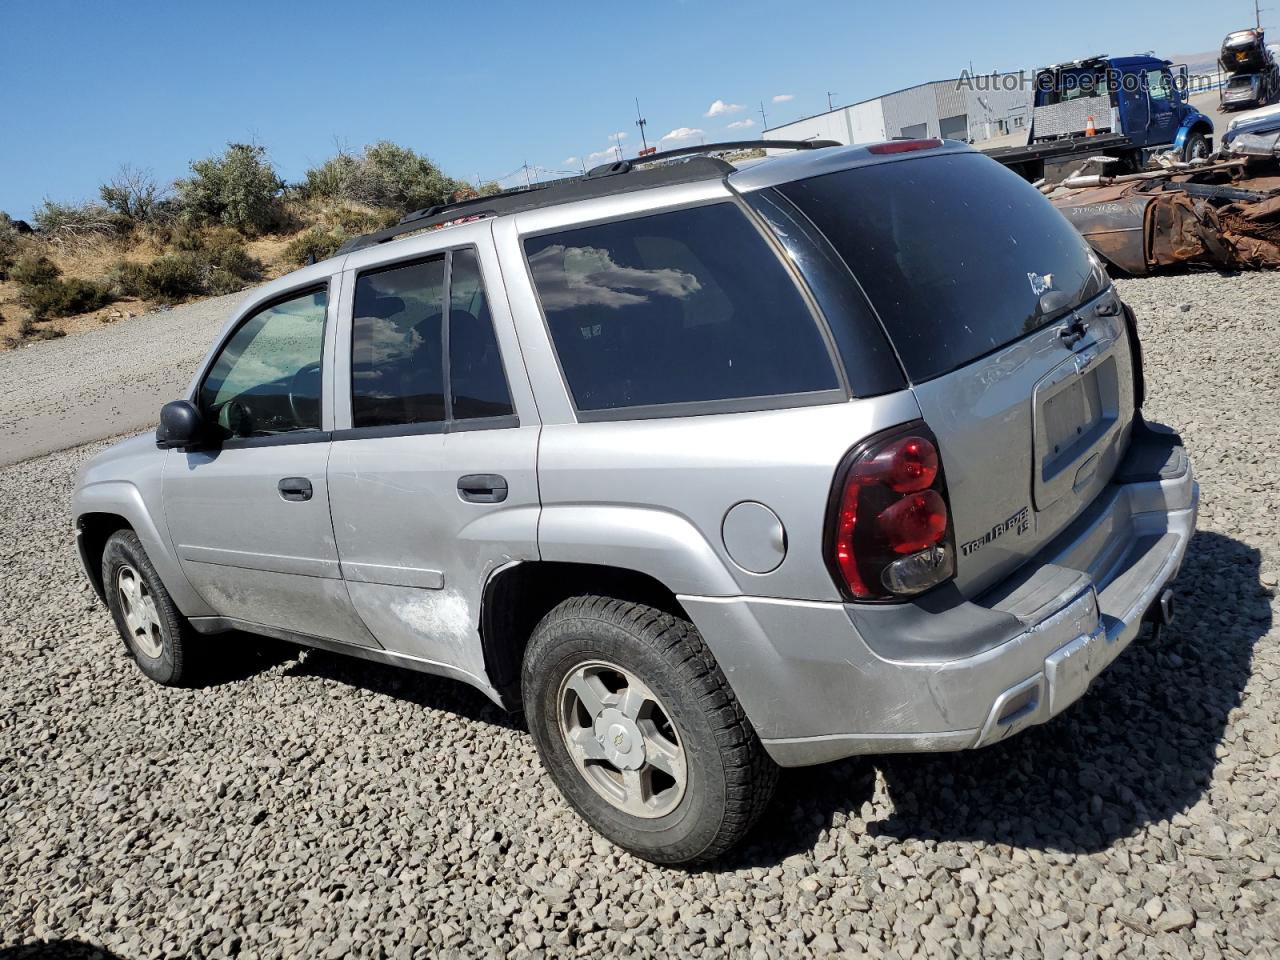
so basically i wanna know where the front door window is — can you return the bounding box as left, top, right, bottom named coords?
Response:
left=199, top=288, right=328, bottom=440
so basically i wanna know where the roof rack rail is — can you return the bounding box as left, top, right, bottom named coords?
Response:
left=333, top=141, right=842, bottom=256
left=585, top=139, right=840, bottom=177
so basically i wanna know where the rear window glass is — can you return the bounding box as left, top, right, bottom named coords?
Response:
left=779, top=152, right=1101, bottom=382
left=524, top=202, right=839, bottom=413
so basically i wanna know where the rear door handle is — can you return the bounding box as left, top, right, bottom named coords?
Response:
left=278, top=477, right=313, bottom=502
left=457, top=474, right=508, bottom=503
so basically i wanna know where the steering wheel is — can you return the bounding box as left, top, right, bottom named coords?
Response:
left=288, top=362, right=323, bottom=428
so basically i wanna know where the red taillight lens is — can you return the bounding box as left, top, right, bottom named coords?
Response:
left=879, top=490, right=948, bottom=554
left=826, top=424, right=956, bottom=601
left=867, top=435, right=939, bottom=493
left=867, top=138, right=945, bottom=155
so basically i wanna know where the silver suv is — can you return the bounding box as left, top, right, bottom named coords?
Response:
left=72, top=139, right=1198, bottom=864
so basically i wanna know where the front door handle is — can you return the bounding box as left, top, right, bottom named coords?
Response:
left=457, top=474, right=508, bottom=504
left=278, top=477, right=313, bottom=502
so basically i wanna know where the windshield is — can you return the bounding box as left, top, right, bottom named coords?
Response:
left=778, top=151, right=1104, bottom=382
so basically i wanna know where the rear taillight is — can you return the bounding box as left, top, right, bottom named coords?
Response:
left=825, top=423, right=956, bottom=601
left=867, top=138, right=945, bottom=155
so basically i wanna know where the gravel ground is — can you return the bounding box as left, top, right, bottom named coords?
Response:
left=1, top=271, right=1278, bottom=959
left=0, top=292, right=242, bottom=468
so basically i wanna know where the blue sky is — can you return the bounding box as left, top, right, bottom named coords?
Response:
left=0, top=0, right=1253, bottom=220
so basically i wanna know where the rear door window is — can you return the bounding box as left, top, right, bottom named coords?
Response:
left=524, top=202, right=839, bottom=414
left=779, top=152, right=1102, bottom=383
left=351, top=257, right=447, bottom=429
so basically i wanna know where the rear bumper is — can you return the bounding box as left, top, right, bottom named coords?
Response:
left=682, top=425, right=1198, bottom=767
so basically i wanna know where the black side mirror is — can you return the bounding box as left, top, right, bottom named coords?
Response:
left=156, top=400, right=204, bottom=449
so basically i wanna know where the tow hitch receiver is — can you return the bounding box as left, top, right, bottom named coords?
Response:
left=1145, top=587, right=1176, bottom=641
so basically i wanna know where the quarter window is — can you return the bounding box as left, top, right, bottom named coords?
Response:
left=199, top=287, right=327, bottom=439
left=524, top=203, right=838, bottom=413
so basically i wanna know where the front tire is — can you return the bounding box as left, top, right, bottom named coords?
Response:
left=522, top=596, right=777, bottom=865
left=101, top=530, right=197, bottom=686
left=1182, top=131, right=1210, bottom=162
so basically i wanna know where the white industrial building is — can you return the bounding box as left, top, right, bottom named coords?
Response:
left=764, top=73, right=1031, bottom=146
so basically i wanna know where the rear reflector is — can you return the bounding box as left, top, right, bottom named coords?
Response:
left=868, top=138, right=945, bottom=155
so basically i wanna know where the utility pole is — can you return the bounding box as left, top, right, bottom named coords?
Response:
left=523, top=162, right=532, bottom=189
left=827, top=91, right=836, bottom=111
left=634, top=98, right=649, bottom=153
left=612, top=131, right=625, bottom=161
left=759, top=100, right=769, bottom=130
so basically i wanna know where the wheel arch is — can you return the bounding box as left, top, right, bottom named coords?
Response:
left=76, top=511, right=134, bottom=604
left=1173, top=118, right=1214, bottom=156
left=479, top=561, right=693, bottom=709
left=73, top=480, right=212, bottom=616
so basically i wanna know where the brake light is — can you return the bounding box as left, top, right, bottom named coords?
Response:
left=867, top=138, right=945, bottom=155
left=826, top=424, right=956, bottom=601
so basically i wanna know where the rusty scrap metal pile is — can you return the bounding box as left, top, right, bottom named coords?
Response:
left=1048, top=124, right=1280, bottom=275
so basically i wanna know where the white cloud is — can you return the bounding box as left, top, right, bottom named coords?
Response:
left=772, top=94, right=795, bottom=103
left=586, top=147, right=622, bottom=164
left=660, top=127, right=705, bottom=143
left=727, top=118, right=756, bottom=130
left=705, top=99, right=745, bottom=117
left=528, top=244, right=701, bottom=310
left=564, top=156, right=578, bottom=165
left=612, top=131, right=628, bottom=140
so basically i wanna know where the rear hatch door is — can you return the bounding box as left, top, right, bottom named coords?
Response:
left=777, top=149, right=1136, bottom=595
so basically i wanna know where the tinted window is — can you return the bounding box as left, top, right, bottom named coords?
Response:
left=199, top=288, right=327, bottom=439
left=525, top=203, right=838, bottom=413
left=449, top=250, right=514, bottom=420
left=352, top=257, right=446, bottom=429
left=780, top=153, right=1102, bottom=383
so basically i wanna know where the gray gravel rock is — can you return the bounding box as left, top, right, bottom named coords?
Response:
left=1, top=271, right=1278, bottom=957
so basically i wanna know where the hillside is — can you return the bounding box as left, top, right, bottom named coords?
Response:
left=0, top=141, right=497, bottom=351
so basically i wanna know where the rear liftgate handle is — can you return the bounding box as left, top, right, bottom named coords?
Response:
left=457, top=474, right=508, bottom=504
left=277, top=477, right=313, bottom=502
left=1060, top=317, right=1090, bottom=349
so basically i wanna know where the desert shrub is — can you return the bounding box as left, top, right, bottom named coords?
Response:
left=108, top=237, right=261, bottom=303
left=203, top=236, right=263, bottom=295
left=175, top=143, right=284, bottom=233
left=329, top=205, right=398, bottom=234
left=23, top=276, right=114, bottom=318
left=283, top=228, right=346, bottom=265
left=32, top=199, right=125, bottom=237
left=0, top=226, right=19, bottom=280
left=301, top=141, right=466, bottom=214
left=99, top=165, right=169, bottom=224
left=11, top=255, right=61, bottom=288
left=108, top=260, right=149, bottom=297
left=135, top=254, right=204, bottom=303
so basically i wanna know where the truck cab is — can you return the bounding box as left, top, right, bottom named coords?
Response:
left=1029, top=55, right=1210, bottom=153
left=988, top=54, right=1213, bottom=183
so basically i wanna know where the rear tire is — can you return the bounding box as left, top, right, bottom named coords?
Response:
left=522, top=596, right=777, bottom=865
left=101, top=530, right=198, bottom=686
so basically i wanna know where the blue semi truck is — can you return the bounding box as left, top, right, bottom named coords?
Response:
left=985, top=54, right=1215, bottom=183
